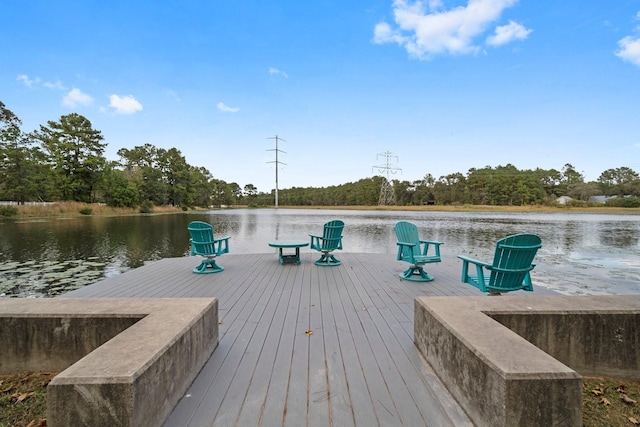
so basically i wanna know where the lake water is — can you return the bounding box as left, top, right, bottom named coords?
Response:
left=1, top=208, right=640, bottom=297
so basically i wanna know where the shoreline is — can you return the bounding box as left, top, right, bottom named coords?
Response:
left=4, top=201, right=640, bottom=219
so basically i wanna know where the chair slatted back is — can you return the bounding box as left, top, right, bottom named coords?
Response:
left=320, top=220, right=344, bottom=251
left=394, top=221, right=421, bottom=260
left=188, top=221, right=218, bottom=256
left=489, top=234, right=541, bottom=291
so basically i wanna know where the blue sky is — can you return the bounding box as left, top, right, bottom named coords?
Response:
left=2, top=1, right=640, bottom=193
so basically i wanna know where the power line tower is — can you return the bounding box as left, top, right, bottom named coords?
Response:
left=373, top=151, right=401, bottom=206
left=267, top=135, right=286, bottom=207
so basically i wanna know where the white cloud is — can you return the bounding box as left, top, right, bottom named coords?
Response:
left=17, top=74, right=39, bottom=87
left=373, top=0, right=522, bottom=59
left=428, top=0, right=444, bottom=12
left=43, top=80, right=66, bottom=90
left=373, top=22, right=409, bottom=46
left=217, top=102, right=239, bottom=113
left=486, top=20, right=531, bottom=46
left=17, top=74, right=66, bottom=90
left=268, top=67, right=289, bottom=78
left=62, top=88, right=93, bottom=108
left=616, top=11, right=640, bottom=67
left=109, top=94, right=143, bottom=115
left=616, top=36, right=640, bottom=67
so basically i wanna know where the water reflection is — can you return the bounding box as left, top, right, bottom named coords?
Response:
left=598, top=223, right=639, bottom=247
left=1, top=209, right=639, bottom=297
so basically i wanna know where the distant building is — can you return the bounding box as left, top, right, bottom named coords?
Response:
left=589, top=195, right=617, bottom=203
left=556, top=196, right=573, bottom=205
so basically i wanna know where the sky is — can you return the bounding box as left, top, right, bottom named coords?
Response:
left=2, top=0, right=640, bottom=193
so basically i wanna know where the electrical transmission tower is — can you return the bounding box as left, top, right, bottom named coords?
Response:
left=267, top=135, right=286, bottom=207
left=373, top=151, right=401, bottom=206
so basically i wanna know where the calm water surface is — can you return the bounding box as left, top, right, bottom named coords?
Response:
left=1, top=208, right=639, bottom=297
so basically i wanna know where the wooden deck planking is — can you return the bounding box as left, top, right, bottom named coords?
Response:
left=195, top=258, right=285, bottom=426
left=326, top=266, right=380, bottom=427
left=340, top=258, right=438, bottom=425
left=343, top=257, right=468, bottom=426
left=233, top=264, right=295, bottom=426
left=62, top=251, right=555, bottom=426
left=213, top=261, right=289, bottom=426
left=258, top=264, right=305, bottom=426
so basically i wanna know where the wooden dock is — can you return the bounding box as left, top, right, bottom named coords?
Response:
left=63, top=252, right=555, bottom=426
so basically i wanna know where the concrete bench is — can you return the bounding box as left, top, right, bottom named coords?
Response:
left=414, top=295, right=640, bottom=427
left=0, top=298, right=218, bottom=427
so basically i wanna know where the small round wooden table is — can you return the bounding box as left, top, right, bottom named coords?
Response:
left=268, top=239, right=309, bottom=265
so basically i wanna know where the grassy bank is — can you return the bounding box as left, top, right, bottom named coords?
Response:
left=2, top=202, right=186, bottom=219
left=3, top=202, right=640, bottom=219
left=273, top=204, right=640, bottom=215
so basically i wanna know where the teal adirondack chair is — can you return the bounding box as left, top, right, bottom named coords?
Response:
left=309, top=220, right=344, bottom=266
left=457, top=233, right=542, bottom=294
left=188, top=221, right=230, bottom=274
left=394, top=221, right=443, bottom=282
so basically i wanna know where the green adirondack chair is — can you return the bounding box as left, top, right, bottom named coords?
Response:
left=394, top=221, right=443, bottom=282
left=188, top=221, right=230, bottom=274
left=457, top=233, right=542, bottom=294
left=309, top=220, right=344, bottom=266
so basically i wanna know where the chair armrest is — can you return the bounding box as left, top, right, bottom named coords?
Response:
left=419, top=240, right=443, bottom=246
left=309, top=234, right=321, bottom=250
left=419, top=240, right=443, bottom=257
left=457, top=255, right=490, bottom=268
left=396, top=241, right=417, bottom=262
left=458, top=255, right=492, bottom=291
left=214, top=236, right=230, bottom=255
left=396, top=241, right=417, bottom=248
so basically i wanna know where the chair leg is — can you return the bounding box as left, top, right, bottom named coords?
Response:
left=193, top=258, right=224, bottom=274
left=315, top=252, right=341, bottom=266
left=399, top=265, right=434, bottom=282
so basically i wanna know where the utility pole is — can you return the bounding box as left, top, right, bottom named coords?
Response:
left=373, top=151, right=401, bottom=205
left=267, top=135, right=286, bottom=207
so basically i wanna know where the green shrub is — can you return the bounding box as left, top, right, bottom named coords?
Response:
left=566, top=199, right=587, bottom=207
left=139, top=200, right=154, bottom=213
left=606, top=197, right=640, bottom=208
left=0, top=205, right=18, bottom=217
left=79, top=207, right=93, bottom=215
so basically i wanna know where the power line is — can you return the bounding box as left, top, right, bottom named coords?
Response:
left=267, top=135, right=287, bottom=207
left=373, top=151, right=401, bottom=205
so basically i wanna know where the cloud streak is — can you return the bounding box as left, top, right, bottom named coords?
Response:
left=269, top=67, right=289, bottom=78
left=17, top=74, right=67, bottom=90
left=373, top=0, right=530, bottom=59
left=43, top=80, right=66, bottom=90
left=217, top=102, right=239, bottom=113
left=16, top=74, right=39, bottom=87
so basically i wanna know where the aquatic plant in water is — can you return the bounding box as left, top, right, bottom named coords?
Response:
left=0, top=259, right=108, bottom=298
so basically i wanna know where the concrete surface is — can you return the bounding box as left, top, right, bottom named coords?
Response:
left=414, top=295, right=640, bottom=427
left=0, top=298, right=218, bottom=427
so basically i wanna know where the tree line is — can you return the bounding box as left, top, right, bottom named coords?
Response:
left=2, top=100, right=639, bottom=209
left=0, top=100, right=246, bottom=208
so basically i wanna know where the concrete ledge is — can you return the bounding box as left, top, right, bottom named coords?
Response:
left=0, top=298, right=218, bottom=427
left=414, top=295, right=640, bottom=427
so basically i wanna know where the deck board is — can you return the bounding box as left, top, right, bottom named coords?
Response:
left=62, top=251, right=555, bottom=426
